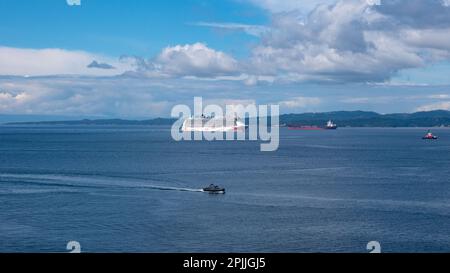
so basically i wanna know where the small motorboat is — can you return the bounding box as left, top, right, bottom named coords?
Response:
left=203, top=184, right=225, bottom=194
left=423, top=130, right=438, bottom=140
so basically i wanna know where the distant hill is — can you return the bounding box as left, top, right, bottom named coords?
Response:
left=4, top=110, right=450, bottom=127
left=5, top=118, right=177, bottom=126
left=281, top=110, right=450, bottom=127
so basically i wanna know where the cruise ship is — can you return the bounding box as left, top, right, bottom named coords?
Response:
left=181, top=115, right=246, bottom=132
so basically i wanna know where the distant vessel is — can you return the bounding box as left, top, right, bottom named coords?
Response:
left=203, top=184, right=225, bottom=194
left=182, top=115, right=245, bottom=132
left=288, top=125, right=323, bottom=130
left=325, top=120, right=338, bottom=130
left=422, top=130, right=438, bottom=140
left=288, top=120, right=338, bottom=130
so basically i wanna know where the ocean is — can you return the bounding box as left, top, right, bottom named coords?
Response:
left=1, top=126, right=449, bottom=253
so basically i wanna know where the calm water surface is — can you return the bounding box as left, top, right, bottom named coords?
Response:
left=1, top=126, right=449, bottom=253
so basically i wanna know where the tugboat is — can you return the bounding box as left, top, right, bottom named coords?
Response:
left=203, top=184, right=225, bottom=194
left=325, top=120, right=338, bottom=130
left=422, top=130, right=438, bottom=140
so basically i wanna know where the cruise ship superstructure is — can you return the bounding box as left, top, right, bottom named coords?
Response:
left=181, top=115, right=246, bottom=132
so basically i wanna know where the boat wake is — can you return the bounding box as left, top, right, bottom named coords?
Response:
left=142, top=185, right=204, bottom=193
left=0, top=173, right=203, bottom=194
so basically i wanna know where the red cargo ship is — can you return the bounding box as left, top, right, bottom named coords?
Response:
left=288, top=126, right=324, bottom=130
left=288, top=120, right=337, bottom=130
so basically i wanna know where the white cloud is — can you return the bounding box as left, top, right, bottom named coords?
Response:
left=340, top=96, right=403, bottom=104
left=154, top=43, right=239, bottom=77
left=246, top=0, right=450, bottom=83
left=416, top=101, right=450, bottom=111
left=0, top=91, right=31, bottom=112
left=0, top=77, right=172, bottom=117
left=191, top=22, right=269, bottom=37
left=246, top=0, right=337, bottom=13
left=279, top=96, right=321, bottom=108
left=428, top=94, right=450, bottom=99
left=0, top=43, right=240, bottom=80
left=0, top=75, right=263, bottom=118
left=202, top=98, right=257, bottom=112
left=0, top=46, right=134, bottom=77
left=401, top=28, right=450, bottom=52
left=3, top=0, right=450, bottom=86
left=1, top=74, right=448, bottom=118
left=341, top=97, right=371, bottom=104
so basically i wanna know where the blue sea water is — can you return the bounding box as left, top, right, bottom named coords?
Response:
left=0, top=126, right=450, bottom=253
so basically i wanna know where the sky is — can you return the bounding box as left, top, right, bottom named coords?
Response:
left=1, top=0, right=450, bottom=120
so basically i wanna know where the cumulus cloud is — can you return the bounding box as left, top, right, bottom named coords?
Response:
left=0, top=77, right=173, bottom=117
left=1, top=74, right=449, bottom=118
left=191, top=22, right=269, bottom=37
left=374, top=0, right=450, bottom=28
left=5, top=0, right=450, bottom=118
left=417, top=101, right=450, bottom=111
left=153, top=43, right=239, bottom=77
left=0, top=43, right=240, bottom=79
left=246, top=0, right=450, bottom=83
left=4, top=0, right=450, bottom=87
left=120, top=43, right=240, bottom=78
left=428, top=94, right=450, bottom=99
left=0, top=46, right=134, bottom=77
left=0, top=75, right=264, bottom=118
left=278, top=96, right=321, bottom=108
left=0, top=81, right=57, bottom=114
left=0, top=91, right=32, bottom=112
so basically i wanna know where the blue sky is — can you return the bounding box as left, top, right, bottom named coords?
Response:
left=1, top=0, right=450, bottom=119
left=0, top=0, right=266, bottom=57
